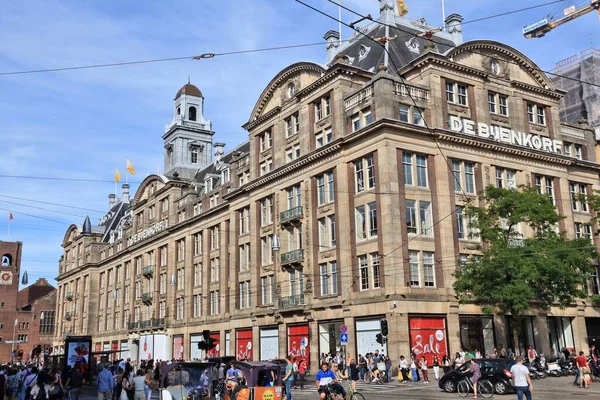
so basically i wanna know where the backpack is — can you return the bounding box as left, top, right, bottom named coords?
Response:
left=24, top=374, right=39, bottom=400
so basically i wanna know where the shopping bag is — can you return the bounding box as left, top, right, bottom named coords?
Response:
left=397, top=371, right=402, bottom=382
left=407, top=370, right=412, bottom=380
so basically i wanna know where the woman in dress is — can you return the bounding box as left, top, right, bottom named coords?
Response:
left=347, top=358, right=360, bottom=392
left=120, top=371, right=132, bottom=400
left=432, top=355, right=440, bottom=380
left=442, top=355, right=451, bottom=374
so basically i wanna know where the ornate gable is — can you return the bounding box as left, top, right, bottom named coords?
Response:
left=132, top=174, right=169, bottom=204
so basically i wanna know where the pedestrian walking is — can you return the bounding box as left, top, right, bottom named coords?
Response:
left=510, top=356, right=533, bottom=400
left=358, top=354, right=367, bottom=381
left=575, top=351, right=590, bottom=389
left=119, top=371, right=131, bottom=400
left=131, top=370, right=146, bottom=400
left=283, top=356, right=294, bottom=400
left=420, top=356, right=429, bottom=383
left=348, top=358, right=359, bottom=392
left=292, top=359, right=299, bottom=389
left=432, top=355, right=440, bottom=380
left=96, top=364, right=114, bottom=400
left=66, top=363, right=84, bottom=400
left=298, top=359, right=307, bottom=390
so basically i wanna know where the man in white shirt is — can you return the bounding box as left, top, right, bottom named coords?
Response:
left=510, top=356, right=533, bottom=400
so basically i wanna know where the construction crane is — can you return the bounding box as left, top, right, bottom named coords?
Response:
left=523, top=0, right=600, bottom=39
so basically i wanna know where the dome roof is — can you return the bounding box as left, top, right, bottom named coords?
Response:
left=175, top=83, right=203, bottom=99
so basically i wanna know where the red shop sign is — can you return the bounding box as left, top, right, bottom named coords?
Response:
left=207, top=332, right=220, bottom=358
left=173, top=336, right=184, bottom=360
left=409, top=317, right=447, bottom=365
left=236, top=329, right=253, bottom=361
left=288, top=324, right=309, bottom=368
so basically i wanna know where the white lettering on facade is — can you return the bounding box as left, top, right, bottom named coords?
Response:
left=127, top=220, right=169, bottom=246
left=449, top=116, right=563, bottom=155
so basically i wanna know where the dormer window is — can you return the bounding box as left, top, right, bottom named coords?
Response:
left=205, top=177, right=213, bottom=192
left=222, top=168, right=230, bottom=184
left=176, top=107, right=181, bottom=116
left=189, top=106, right=197, bottom=121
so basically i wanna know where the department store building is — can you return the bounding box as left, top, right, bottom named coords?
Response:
left=54, top=3, right=600, bottom=366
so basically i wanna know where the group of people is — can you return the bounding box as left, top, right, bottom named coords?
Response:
left=0, top=364, right=84, bottom=400
left=98, top=359, right=160, bottom=400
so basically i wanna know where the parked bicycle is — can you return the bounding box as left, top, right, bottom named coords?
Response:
left=457, top=376, right=494, bottom=398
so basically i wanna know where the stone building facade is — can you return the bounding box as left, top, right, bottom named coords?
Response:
left=54, top=27, right=600, bottom=363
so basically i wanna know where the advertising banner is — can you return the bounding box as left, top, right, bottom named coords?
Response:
left=173, top=336, right=184, bottom=360
left=236, top=329, right=253, bottom=361
left=139, top=335, right=154, bottom=361
left=254, top=387, right=283, bottom=400
left=64, top=337, right=91, bottom=379
left=288, top=325, right=309, bottom=368
left=207, top=332, right=220, bottom=358
left=409, top=316, right=447, bottom=365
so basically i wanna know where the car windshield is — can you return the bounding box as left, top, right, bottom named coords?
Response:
left=164, top=365, right=213, bottom=400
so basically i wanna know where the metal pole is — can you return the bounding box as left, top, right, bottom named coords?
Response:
left=11, top=318, right=17, bottom=363
left=441, top=0, right=446, bottom=30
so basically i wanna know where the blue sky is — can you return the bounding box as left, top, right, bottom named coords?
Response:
left=0, top=0, right=598, bottom=287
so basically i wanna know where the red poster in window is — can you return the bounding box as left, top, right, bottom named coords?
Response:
left=207, top=332, right=220, bottom=358
left=111, top=341, right=119, bottom=360
left=288, top=324, right=309, bottom=368
left=409, top=317, right=447, bottom=365
left=94, top=343, right=102, bottom=361
left=173, top=336, right=184, bottom=360
left=236, top=329, right=253, bottom=361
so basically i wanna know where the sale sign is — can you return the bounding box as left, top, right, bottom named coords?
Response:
left=236, top=329, right=253, bottom=361
left=288, top=324, right=309, bottom=368
left=409, top=317, right=447, bottom=365
left=173, top=336, right=184, bottom=360
left=207, top=332, right=220, bottom=358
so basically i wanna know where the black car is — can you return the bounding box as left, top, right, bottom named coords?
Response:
left=439, top=358, right=516, bottom=395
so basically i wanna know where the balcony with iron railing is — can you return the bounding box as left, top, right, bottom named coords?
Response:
left=141, top=292, right=153, bottom=304
left=66, top=292, right=73, bottom=301
left=128, top=318, right=165, bottom=331
left=280, top=206, right=303, bottom=224
left=280, top=249, right=304, bottom=265
left=143, top=265, right=154, bottom=277
left=278, top=294, right=305, bottom=309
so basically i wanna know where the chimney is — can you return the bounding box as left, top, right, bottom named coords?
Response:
left=379, top=0, right=395, bottom=25
left=121, top=184, right=131, bottom=203
left=324, top=30, right=340, bottom=64
left=445, top=13, right=464, bottom=45
left=214, top=142, right=225, bottom=163
left=108, top=194, right=116, bottom=209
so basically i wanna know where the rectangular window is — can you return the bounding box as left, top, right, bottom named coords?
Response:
left=210, top=226, right=219, bottom=250
left=488, top=92, right=496, bottom=114
left=446, top=82, right=455, bottom=103
left=564, top=142, right=572, bottom=157
left=320, top=262, right=338, bottom=296
left=285, top=144, right=301, bottom=163
left=210, top=258, right=220, bottom=283
left=499, top=95, right=508, bottom=116
left=405, top=200, right=432, bottom=236
left=285, top=113, right=300, bottom=138
left=239, top=243, right=250, bottom=272
left=399, top=104, right=409, bottom=122
left=239, top=207, right=250, bottom=235
left=316, top=127, right=333, bottom=148
left=316, top=101, right=323, bottom=121
left=261, top=235, right=274, bottom=265
left=403, top=152, right=413, bottom=185
left=177, top=239, right=185, bottom=262
left=239, top=281, right=251, bottom=309
left=260, top=197, right=273, bottom=226
left=527, top=103, right=545, bottom=125
left=210, top=290, right=220, bottom=315
left=317, top=171, right=334, bottom=205
left=403, top=152, right=428, bottom=188
left=534, top=175, right=555, bottom=205
left=409, top=251, right=420, bottom=287
left=259, top=129, right=272, bottom=152
left=353, top=154, right=375, bottom=193
left=359, top=255, right=369, bottom=290
left=452, top=160, right=475, bottom=194
left=416, top=155, right=427, bottom=187
left=324, top=96, right=331, bottom=116
left=286, top=185, right=302, bottom=209
left=537, top=106, right=545, bottom=125
left=447, top=82, right=467, bottom=105
left=574, top=145, right=583, bottom=160
left=193, top=263, right=202, bottom=287
left=409, top=251, right=436, bottom=288
left=355, top=202, right=378, bottom=241
left=423, top=252, right=435, bottom=288
left=363, top=109, right=372, bottom=126
left=495, top=168, right=516, bottom=189
left=399, top=104, right=426, bottom=125
left=527, top=103, right=534, bottom=123
left=194, top=232, right=202, bottom=255
left=352, top=114, right=360, bottom=132
left=592, top=270, right=600, bottom=295
left=193, top=294, right=202, bottom=317
left=458, top=85, right=467, bottom=106
left=261, top=276, right=274, bottom=305
left=570, top=182, right=588, bottom=212
left=318, top=215, right=336, bottom=249
left=456, top=206, right=478, bottom=241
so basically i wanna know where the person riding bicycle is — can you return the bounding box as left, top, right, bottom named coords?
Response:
left=462, top=356, right=481, bottom=399
left=316, top=361, right=345, bottom=400
left=225, top=363, right=243, bottom=390
left=367, top=359, right=381, bottom=383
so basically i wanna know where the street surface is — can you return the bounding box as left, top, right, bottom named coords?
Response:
left=75, top=376, right=599, bottom=399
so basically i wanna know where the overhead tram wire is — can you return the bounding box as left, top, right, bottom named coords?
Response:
left=0, top=194, right=107, bottom=214
left=323, top=0, right=600, bottom=90
left=459, top=0, right=565, bottom=26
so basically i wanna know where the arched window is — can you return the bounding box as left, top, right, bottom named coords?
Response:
left=189, top=106, right=197, bottom=121
left=176, top=107, right=181, bottom=116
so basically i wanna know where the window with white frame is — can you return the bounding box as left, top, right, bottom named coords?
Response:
left=193, top=263, right=202, bottom=287
left=289, top=270, right=304, bottom=297
left=403, top=152, right=428, bottom=187
left=193, top=202, right=202, bottom=216
left=285, top=144, right=301, bottom=163
left=363, top=108, right=372, bottom=126
left=260, top=196, right=273, bottom=226
left=359, top=253, right=381, bottom=291
left=409, top=250, right=436, bottom=288
left=285, top=112, right=300, bottom=138
left=194, top=232, right=203, bottom=256
left=158, top=274, right=166, bottom=295
left=569, top=182, right=588, bottom=212
left=446, top=82, right=468, bottom=106
left=320, top=261, right=338, bottom=296
left=176, top=267, right=185, bottom=291
left=161, top=197, right=169, bottom=214
left=398, top=104, right=425, bottom=126
left=177, top=239, right=185, bottom=262
left=315, top=96, right=331, bottom=120
left=451, top=160, right=475, bottom=194
left=210, top=258, right=220, bottom=283
left=176, top=297, right=184, bottom=320
left=574, top=144, right=583, bottom=160
left=261, top=235, right=274, bottom=265
left=210, top=225, right=220, bottom=250
left=317, top=171, right=335, bottom=205
left=286, top=184, right=302, bottom=210
left=575, top=222, right=593, bottom=242
left=209, top=194, right=219, bottom=208
left=286, top=226, right=302, bottom=252
left=193, top=294, right=202, bottom=317
left=534, top=175, right=555, bottom=205
left=261, top=275, right=275, bottom=305
left=456, top=206, right=479, bottom=241
left=488, top=92, right=508, bottom=116
left=239, top=207, right=250, bottom=235
left=239, top=243, right=250, bottom=272
left=149, top=205, right=156, bottom=220
left=318, top=215, right=336, bottom=249
left=591, top=269, right=600, bottom=295
left=355, top=202, right=378, bottom=241
left=495, top=168, right=516, bottom=189
left=405, top=199, right=433, bottom=236
left=191, top=149, right=198, bottom=164
left=316, top=127, right=333, bottom=148
left=259, top=159, right=273, bottom=176
left=354, top=154, right=376, bottom=193
left=239, top=280, right=251, bottom=309
left=210, top=290, right=220, bottom=315
left=259, top=129, right=272, bottom=152
left=351, top=113, right=360, bottom=132
left=564, top=142, right=572, bottom=157
left=527, top=103, right=545, bottom=125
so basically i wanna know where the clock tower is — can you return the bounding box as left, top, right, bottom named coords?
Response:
left=0, top=241, right=23, bottom=362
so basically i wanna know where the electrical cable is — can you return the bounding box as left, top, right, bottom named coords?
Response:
left=459, top=0, right=565, bottom=26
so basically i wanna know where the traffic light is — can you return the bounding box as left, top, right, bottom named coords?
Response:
left=376, top=333, right=384, bottom=345
left=198, top=330, right=216, bottom=351
left=380, top=318, right=389, bottom=337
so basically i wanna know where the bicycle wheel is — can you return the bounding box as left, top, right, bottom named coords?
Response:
left=457, top=380, right=471, bottom=398
left=349, top=392, right=366, bottom=400
left=364, top=372, right=373, bottom=383
left=477, top=380, right=494, bottom=398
